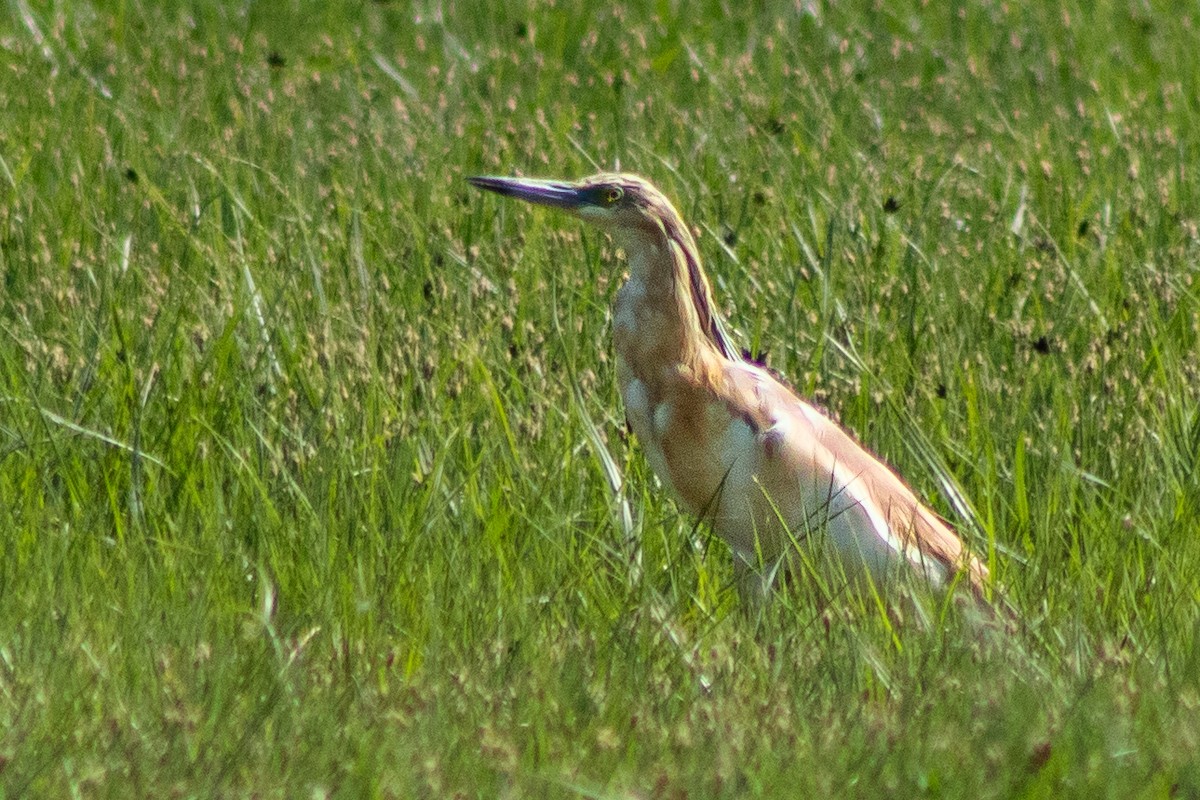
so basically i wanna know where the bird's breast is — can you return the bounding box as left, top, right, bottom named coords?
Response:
left=617, top=356, right=759, bottom=521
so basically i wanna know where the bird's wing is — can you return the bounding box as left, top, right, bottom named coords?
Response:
left=721, top=361, right=989, bottom=595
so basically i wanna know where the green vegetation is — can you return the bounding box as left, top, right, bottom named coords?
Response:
left=2, top=1, right=1198, bottom=796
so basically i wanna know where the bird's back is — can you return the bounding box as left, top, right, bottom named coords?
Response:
left=728, top=362, right=988, bottom=594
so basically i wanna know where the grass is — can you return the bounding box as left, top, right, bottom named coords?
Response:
left=1, top=0, right=1199, bottom=796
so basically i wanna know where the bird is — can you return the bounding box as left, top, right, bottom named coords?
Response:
left=469, top=172, right=993, bottom=608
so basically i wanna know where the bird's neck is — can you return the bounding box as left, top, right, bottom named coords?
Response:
left=612, top=224, right=737, bottom=380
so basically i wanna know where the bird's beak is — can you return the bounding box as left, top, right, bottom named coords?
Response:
left=468, top=176, right=587, bottom=211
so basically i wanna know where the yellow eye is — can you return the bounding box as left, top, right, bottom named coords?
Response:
left=606, top=187, right=623, bottom=204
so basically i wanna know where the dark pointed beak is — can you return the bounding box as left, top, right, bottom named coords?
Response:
left=468, top=176, right=587, bottom=211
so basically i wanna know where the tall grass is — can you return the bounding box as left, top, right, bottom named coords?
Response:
left=1, top=1, right=1197, bottom=796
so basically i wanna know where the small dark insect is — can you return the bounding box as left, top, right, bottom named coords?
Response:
left=1032, top=335, right=1052, bottom=355
left=267, top=51, right=286, bottom=68
left=1028, top=741, right=1053, bottom=773
left=883, top=196, right=901, bottom=213
left=124, top=168, right=139, bottom=184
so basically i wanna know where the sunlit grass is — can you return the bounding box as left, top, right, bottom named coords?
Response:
left=1, top=0, right=1198, bottom=796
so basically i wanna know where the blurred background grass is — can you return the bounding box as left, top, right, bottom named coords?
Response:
left=1, top=0, right=1198, bottom=796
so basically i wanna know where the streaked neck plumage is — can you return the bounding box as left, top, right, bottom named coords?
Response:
left=610, top=204, right=738, bottom=378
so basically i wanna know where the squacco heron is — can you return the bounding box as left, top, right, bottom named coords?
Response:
left=470, top=172, right=992, bottom=607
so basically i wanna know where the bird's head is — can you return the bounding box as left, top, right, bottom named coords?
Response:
left=469, top=171, right=739, bottom=360
left=468, top=173, right=676, bottom=240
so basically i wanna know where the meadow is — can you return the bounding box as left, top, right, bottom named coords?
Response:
left=1, top=0, right=1198, bottom=796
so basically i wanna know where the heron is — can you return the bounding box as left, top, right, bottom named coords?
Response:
left=469, top=172, right=994, bottom=609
